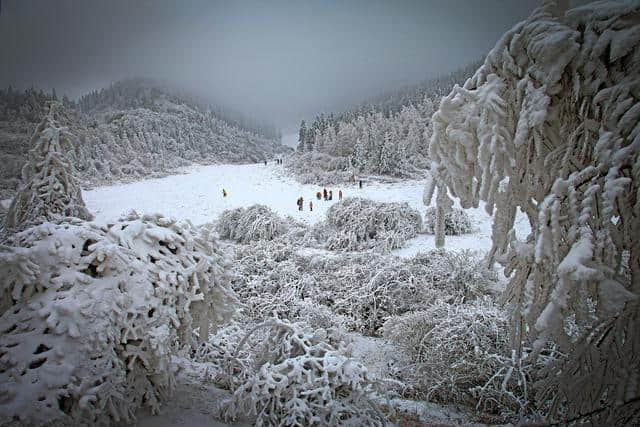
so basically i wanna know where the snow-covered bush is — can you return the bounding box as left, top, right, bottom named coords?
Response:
left=325, top=197, right=422, bottom=252
left=0, top=213, right=237, bottom=426
left=340, top=250, right=495, bottom=335
left=382, top=298, right=530, bottom=415
left=5, top=102, right=93, bottom=233
left=411, top=249, right=496, bottom=301
left=221, top=318, right=385, bottom=426
left=216, top=204, right=287, bottom=243
left=424, top=207, right=472, bottom=235
left=196, top=320, right=261, bottom=390
left=427, top=1, right=640, bottom=422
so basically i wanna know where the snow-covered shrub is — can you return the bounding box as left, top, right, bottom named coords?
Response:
left=325, top=197, right=422, bottom=252
left=196, top=320, right=261, bottom=390
left=339, top=250, right=495, bottom=335
left=5, top=102, right=93, bottom=233
left=0, top=213, right=237, bottom=426
left=424, top=207, right=472, bottom=235
left=221, top=318, right=385, bottom=426
left=427, top=2, right=640, bottom=422
left=216, top=204, right=287, bottom=243
left=411, top=249, right=496, bottom=301
left=343, top=260, right=442, bottom=335
left=382, top=298, right=531, bottom=415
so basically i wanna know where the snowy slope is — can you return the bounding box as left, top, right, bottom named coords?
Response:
left=83, top=162, right=530, bottom=258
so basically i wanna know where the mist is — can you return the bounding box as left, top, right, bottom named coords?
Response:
left=0, top=0, right=589, bottom=128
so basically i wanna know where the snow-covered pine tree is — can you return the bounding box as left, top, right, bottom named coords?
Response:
left=426, top=1, right=640, bottom=423
left=5, top=101, right=93, bottom=233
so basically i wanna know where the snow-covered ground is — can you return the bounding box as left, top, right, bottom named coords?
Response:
left=9, top=162, right=525, bottom=426
left=83, top=162, right=530, bottom=259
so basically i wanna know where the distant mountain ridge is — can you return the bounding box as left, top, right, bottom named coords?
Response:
left=0, top=80, right=290, bottom=199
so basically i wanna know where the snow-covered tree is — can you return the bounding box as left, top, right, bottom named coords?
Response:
left=427, top=1, right=640, bottom=423
left=4, top=101, right=93, bottom=233
left=221, top=318, right=385, bottom=426
left=0, top=213, right=237, bottom=425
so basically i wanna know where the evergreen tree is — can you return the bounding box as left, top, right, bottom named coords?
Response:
left=297, top=120, right=307, bottom=152
left=5, top=102, right=93, bottom=232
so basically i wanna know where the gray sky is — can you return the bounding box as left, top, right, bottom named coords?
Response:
left=0, top=0, right=588, bottom=127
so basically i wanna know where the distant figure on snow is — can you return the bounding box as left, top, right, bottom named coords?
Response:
left=264, top=160, right=267, bottom=166
left=316, top=191, right=322, bottom=200
left=309, top=200, right=313, bottom=211
left=323, top=188, right=328, bottom=201
left=359, top=180, right=363, bottom=189
left=338, top=190, right=343, bottom=201
left=329, top=190, right=333, bottom=201
left=222, top=188, right=227, bottom=197
left=297, top=197, right=304, bottom=211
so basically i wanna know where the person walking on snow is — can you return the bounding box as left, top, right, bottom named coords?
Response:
left=309, top=200, right=313, bottom=211
left=338, top=190, right=343, bottom=201
left=222, top=188, right=227, bottom=197
left=329, top=190, right=333, bottom=200
left=359, top=180, right=363, bottom=189
left=316, top=191, right=322, bottom=200
left=323, top=188, right=328, bottom=200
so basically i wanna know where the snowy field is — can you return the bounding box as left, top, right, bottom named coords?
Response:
left=83, top=162, right=530, bottom=258
left=83, top=162, right=529, bottom=426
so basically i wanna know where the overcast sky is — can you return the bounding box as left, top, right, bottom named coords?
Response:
left=0, top=0, right=588, bottom=128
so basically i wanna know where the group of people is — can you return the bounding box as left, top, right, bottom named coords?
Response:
left=264, top=159, right=283, bottom=165
left=296, top=188, right=344, bottom=211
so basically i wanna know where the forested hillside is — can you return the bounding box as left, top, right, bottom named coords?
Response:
left=0, top=80, right=289, bottom=199
left=289, top=63, right=479, bottom=182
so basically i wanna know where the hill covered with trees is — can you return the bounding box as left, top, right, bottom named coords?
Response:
left=288, top=62, right=480, bottom=183
left=0, top=79, right=290, bottom=199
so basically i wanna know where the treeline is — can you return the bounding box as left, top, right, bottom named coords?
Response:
left=77, top=78, right=281, bottom=140
left=0, top=81, right=289, bottom=198
left=292, top=62, right=479, bottom=178
left=0, top=86, right=75, bottom=122
left=296, top=97, right=436, bottom=177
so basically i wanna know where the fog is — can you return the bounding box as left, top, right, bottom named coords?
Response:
left=0, top=0, right=589, bottom=128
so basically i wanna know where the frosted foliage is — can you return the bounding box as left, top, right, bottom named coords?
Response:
left=5, top=102, right=92, bottom=232
left=216, top=205, right=287, bottom=243
left=222, top=319, right=385, bottom=426
left=0, top=82, right=289, bottom=198
left=424, top=207, right=473, bottom=235
left=382, top=298, right=532, bottom=415
left=325, top=197, right=422, bottom=252
left=285, top=151, right=354, bottom=185
left=428, top=1, right=640, bottom=422
left=0, top=213, right=237, bottom=426
left=342, top=250, right=494, bottom=335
